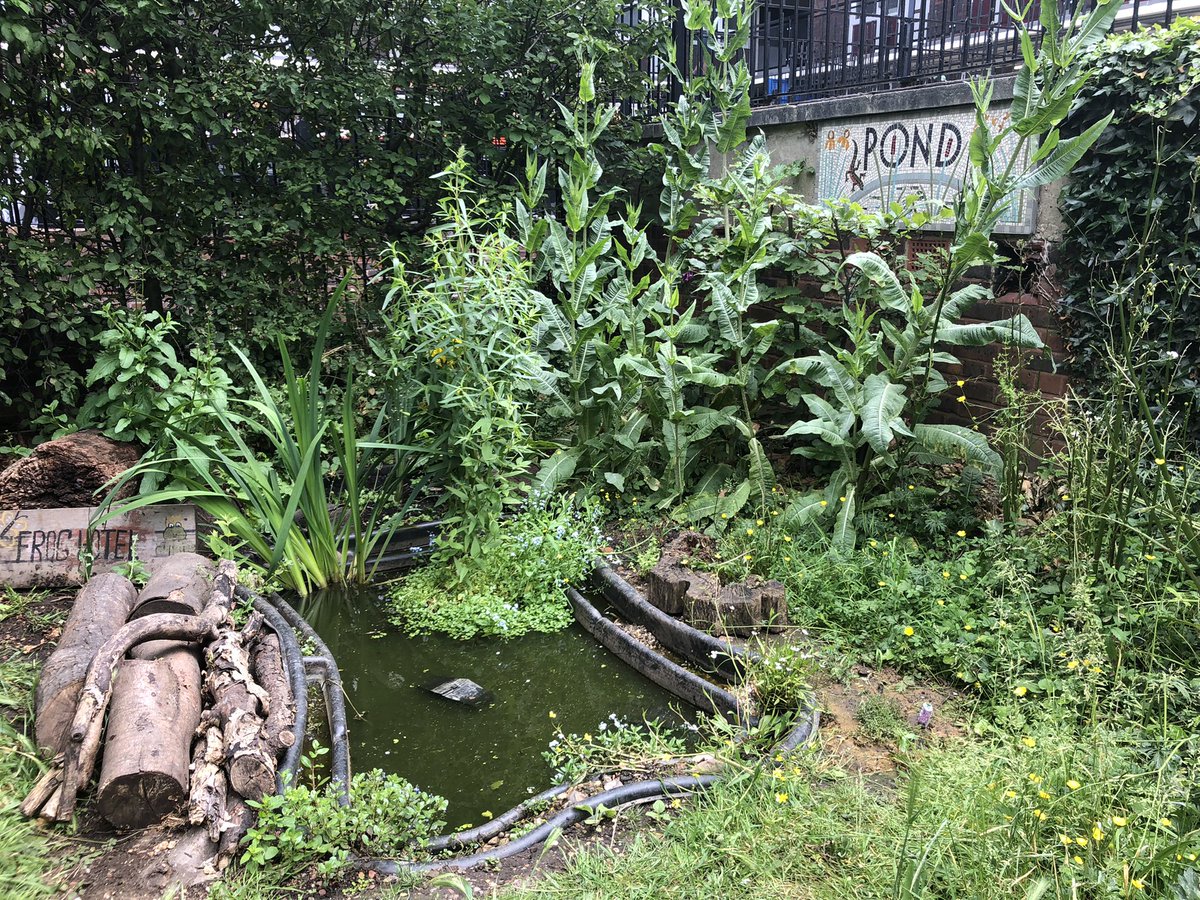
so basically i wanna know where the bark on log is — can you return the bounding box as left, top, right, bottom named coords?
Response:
left=35, top=573, right=138, bottom=755
left=96, top=651, right=202, bottom=829
left=19, top=759, right=62, bottom=818
left=130, top=553, right=214, bottom=619
left=205, top=617, right=275, bottom=801
left=188, top=723, right=228, bottom=842
left=248, top=627, right=296, bottom=758
left=46, top=559, right=238, bottom=823
left=217, top=797, right=256, bottom=870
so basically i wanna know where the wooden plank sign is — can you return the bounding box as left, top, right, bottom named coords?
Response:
left=0, top=505, right=197, bottom=588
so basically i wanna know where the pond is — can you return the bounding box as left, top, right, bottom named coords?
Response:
left=297, top=587, right=694, bottom=827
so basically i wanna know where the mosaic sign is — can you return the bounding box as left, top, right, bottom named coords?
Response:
left=0, top=504, right=197, bottom=587
left=816, top=103, right=1036, bottom=234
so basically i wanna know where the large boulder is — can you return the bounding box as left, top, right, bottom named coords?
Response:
left=0, top=431, right=140, bottom=509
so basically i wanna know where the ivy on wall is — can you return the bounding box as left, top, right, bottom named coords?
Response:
left=0, top=0, right=668, bottom=424
left=1057, top=18, right=1200, bottom=405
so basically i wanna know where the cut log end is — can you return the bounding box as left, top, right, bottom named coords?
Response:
left=97, top=773, right=189, bottom=830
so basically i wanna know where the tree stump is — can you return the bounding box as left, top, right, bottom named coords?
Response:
left=95, top=649, right=203, bottom=829
left=0, top=431, right=139, bottom=509
left=35, top=573, right=137, bottom=755
left=130, top=553, right=214, bottom=618
left=646, top=532, right=719, bottom=616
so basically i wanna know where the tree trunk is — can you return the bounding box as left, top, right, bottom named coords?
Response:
left=130, top=552, right=214, bottom=618
left=96, top=649, right=202, bottom=829
left=247, top=622, right=295, bottom=759
left=35, top=573, right=137, bottom=755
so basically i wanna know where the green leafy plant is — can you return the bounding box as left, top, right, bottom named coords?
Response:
left=389, top=493, right=603, bottom=640
left=242, top=769, right=448, bottom=878
left=768, top=0, right=1121, bottom=550
left=100, top=279, right=420, bottom=596
left=383, top=155, right=547, bottom=570
left=542, top=716, right=691, bottom=784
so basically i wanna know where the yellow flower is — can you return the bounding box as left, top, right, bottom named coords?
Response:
left=1112, top=816, right=1128, bottom=827
left=1075, top=836, right=1088, bottom=847
left=1067, top=660, right=1079, bottom=670
left=548, top=711, right=557, bottom=719
left=783, top=555, right=792, bottom=562
left=1160, top=817, right=1174, bottom=828
left=1021, top=737, right=1037, bottom=748
left=956, top=529, right=967, bottom=537
left=1145, top=553, right=1157, bottom=561
left=721, top=513, right=729, bottom=519
left=771, top=510, right=779, bottom=516
left=775, top=792, right=789, bottom=804
left=937, top=599, right=945, bottom=606
left=903, top=626, right=914, bottom=637
left=908, top=484, right=915, bottom=490
left=957, top=395, right=967, bottom=403
left=783, top=535, right=792, bottom=543
left=1092, top=824, right=1105, bottom=842
left=583, top=733, right=592, bottom=741
left=942, top=571, right=951, bottom=579
left=956, top=379, right=965, bottom=387
left=820, top=500, right=828, bottom=507
left=1004, top=790, right=1017, bottom=799
left=1155, top=457, right=1166, bottom=466
left=869, top=540, right=878, bottom=547
left=1059, top=834, right=1072, bottom=846
left=1038, top=790, right=1051, bottom=800
left=1014, top=686, right=1028, bottom=697
left=839, top=496, right=847, bottom=502
left=964, top=623, right=974, bottom=631
left=757, top=519, right=765, bottom=526
left=1035, top=810, right=1048, bottom=821
left=878, top=581, right=888, bottom=587
left=744, top=554, right=753, bottom=562
left=1028, top=773, right=1043, bottom=784
left=746, top=528, right=755, bottom=536
left=960, top=573, right=968, bottom=581
left=1131, top=879, right=1145, bottom=891
left=1073, top=855, right=1083, bottom=865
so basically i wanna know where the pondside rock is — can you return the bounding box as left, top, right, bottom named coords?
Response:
left=425, top=677, right=492, bottom=708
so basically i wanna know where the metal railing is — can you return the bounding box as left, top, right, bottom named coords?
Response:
left=662, top=0, right=1196, bottom=106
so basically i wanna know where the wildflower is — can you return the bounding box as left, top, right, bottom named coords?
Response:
left=956, top=379, right=965, bottom=387
left=957, top=395, right=967, bottom=403
left=1059, top=834, right=1072, bottom=845
left=1131, top=880, right=1144, bottom=891
left=721, top=513, right=729, bottom=519
left=1112, top=816, right=1127, bottom=827
left=820, top=500, right=828, bottom=507
left=1005, top=790, right=1017, bottom=799
left=1072, top=855, right=1083, bottom=865
left=903, top=626, right=914, bottom=637
left=878, top=581, right=887, bottom=587
left=1145, top=553, right=1157, bottom=561
left=1075, top=837, right=1088, bottom=847
left=744, top=554, right=753, bottom=562
left=840, top=496, right=847, bottom=502
left=1067, top=660, right=1079, bottom=670
left=783, top=556, right=792, bottom=562
left=1035, top=810, right=1048, bottom=821
left=746, top=528, right=755, bottom=536
left=1155, top=457, right=1166, bottom=466
left=908, top=484, right=915, bottom=490
left=1014, top=686, right=1028, bottom=697
left=771, top=510, right=779, bottom=516
left=775, top=792, right=789, bottom=803
left=964, top=623, right=974, bottom=631
left=774, top=754, right=785, bottom=762
left=1092, top=824, right=1105, bottom=842
left=1021, top=737, right=1037, bottom=748
left=1039, top=790, right=1051, bottom=800
left=1160, top=817, right=1174, bottom=828
left=869, top=540, right=878, bottom=547
left=960, top=573, right=968, bottom=581
left=757, top=519, right=765, bottom=526
left=548, top=711, right=557, bottom=719
left=956, top=529, right=967, bottom=538
left=1028, top=773, right=1043, bottom=784
left=943, top=571, right=951, bottom=579
left=783, top=535, right=792, bottom=543
left=937, top=599, right=945, bottom=606
left=583, top=733, right=591, bottom=741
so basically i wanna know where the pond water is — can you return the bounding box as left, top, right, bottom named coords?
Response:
left=296, top=587, right=693, bottom=827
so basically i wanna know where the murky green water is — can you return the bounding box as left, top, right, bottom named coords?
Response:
left=296, top=587, right=692, bottom=827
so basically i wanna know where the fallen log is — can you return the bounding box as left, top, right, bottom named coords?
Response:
left=129, top=553, right=214, bottom=618
left=34, top=573, right=137, bottom=755
left=247, top=623, right=296, bottom=759
left=188, top=722, right=228, bottom=842
left=96, top=649, right=203, bottom=829
left=217, top=797, right=256, bottom=870
left=205, top=614, right=275, bottom=801
left=44, top=560, right=238, bottom=823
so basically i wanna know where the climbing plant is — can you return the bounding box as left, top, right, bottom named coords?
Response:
left=1057, top=17, right=1200, bottom=431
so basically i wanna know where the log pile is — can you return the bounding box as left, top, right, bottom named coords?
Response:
left=23, top=556, right=297, bottom=868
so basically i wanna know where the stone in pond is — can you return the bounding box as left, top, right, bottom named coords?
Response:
left=425, top=677, right=492, bottom=708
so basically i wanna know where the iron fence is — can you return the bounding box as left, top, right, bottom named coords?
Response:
left=662, top=0, right=1195, bottom=106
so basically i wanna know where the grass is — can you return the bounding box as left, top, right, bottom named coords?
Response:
left=0, top=653, right=83, bottom=899
left=509, top=721, right=1199, bottom=900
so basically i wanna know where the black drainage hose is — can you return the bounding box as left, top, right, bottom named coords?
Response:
left=567, top=587, right=748, bottom=726
left=591, top=564, right=749, bottom=682
left=358, top=775, right=720, bottom=875
left=242, top=592, right=310, bottom=791
left=423, top=783, right=572, bottom=854
left=261, top=591, right=352, bottom=805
